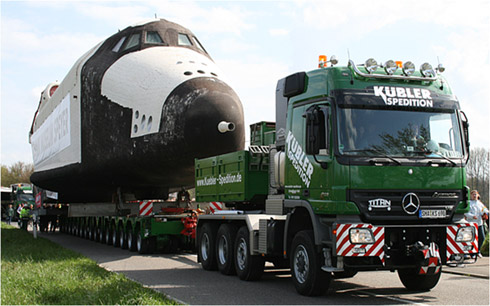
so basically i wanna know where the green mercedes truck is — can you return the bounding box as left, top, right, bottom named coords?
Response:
left=195, top=57, right=478, bottom=296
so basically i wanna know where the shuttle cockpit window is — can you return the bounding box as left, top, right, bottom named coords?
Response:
left=146, top=31, right=164, bottom=44
left=192, top=36, right=207, bottom=53
left=178, top=33, right=192, bottom=46
left=112, top=36, right=126, bottom=52
left=123, top=33, right=141, bottom=51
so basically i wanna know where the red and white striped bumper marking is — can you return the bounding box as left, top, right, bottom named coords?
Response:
left=446, top=223, right=478, bottom=261
left=139, top=200, right=153, bottom=216
left=336, top=224, right=385, bottom=264
left=209, top=202, right=224, bottom=213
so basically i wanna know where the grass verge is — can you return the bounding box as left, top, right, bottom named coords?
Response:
left=1, top=222, right=178, bottom=305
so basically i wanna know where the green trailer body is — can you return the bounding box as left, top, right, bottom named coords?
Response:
left=195, top=150, right=269, bottom=203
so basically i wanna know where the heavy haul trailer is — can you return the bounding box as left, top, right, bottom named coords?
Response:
left=195, top=57, right=478, bottom=296
left=58, top=202, right=200, bottom=254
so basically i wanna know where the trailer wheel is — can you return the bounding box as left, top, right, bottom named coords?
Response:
left=136, top=228, right=149, bottom=254
left=198, top=222, right=218, bottom=271
left=398, top=268, right=441, bottom=291
left=112, top=224, right=120, bottom=247
left=99, top=222, right=106, bottom=243
left=119, top=226, right=127, bottom=249
left=290, top=230, right=331, bottom=296
left=234, top=226, right=264, bottom=281
left=127, top=227, right=136, bottom=251
left=217, top=223, right=238, bottom=275
left=106, top=223, right=113, bottom=245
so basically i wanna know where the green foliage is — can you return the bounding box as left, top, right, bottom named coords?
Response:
left=1, top=162, right=34, bottom=186
left=1, top=223, right=178, bottom=305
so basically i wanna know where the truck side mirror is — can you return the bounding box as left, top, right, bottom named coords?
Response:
left=460, top=111, right=470, bottom=160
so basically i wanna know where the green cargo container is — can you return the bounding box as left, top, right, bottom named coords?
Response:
left=195, top=150, right=269, bottom=203
left=250, top=121, right=276, bottom=146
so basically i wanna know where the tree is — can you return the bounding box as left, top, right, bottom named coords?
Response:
left=0, top=162, right=34, bottom=187
left=466, top=147, right=489, bottom=206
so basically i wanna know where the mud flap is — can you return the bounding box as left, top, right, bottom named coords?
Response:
left=417, top=242, right=441, bottom=275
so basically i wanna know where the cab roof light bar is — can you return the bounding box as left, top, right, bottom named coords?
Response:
left=348, top=59, right=439, bottom=82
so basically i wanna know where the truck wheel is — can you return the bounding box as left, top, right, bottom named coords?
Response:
left=234, top=226, right=264, bottom=281
left=136, top=228, right=149, bottom=254
left=398, top=268, right=441, bottom=291
left=216, top=223, right=237, bottom=275
left=290, top=230, right=331, bottom=296
left=127, top=228, right=136, bottom=251
left=119, top=227, right=127, bottom=249
left=198, top=222, right=218, bottom=271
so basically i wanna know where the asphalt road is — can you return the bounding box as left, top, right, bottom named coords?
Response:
left=38, top=231, right=489, bottom=305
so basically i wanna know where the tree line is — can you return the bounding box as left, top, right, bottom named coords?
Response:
left=1, top=148, right=489, bottom=206
left=466, top=147, right=489, bottom=206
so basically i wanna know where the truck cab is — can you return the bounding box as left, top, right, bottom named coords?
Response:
left=195, top=57, right=477, bottom=296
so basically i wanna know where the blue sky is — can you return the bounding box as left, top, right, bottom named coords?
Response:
left=1, top=0, right=489, bottom=167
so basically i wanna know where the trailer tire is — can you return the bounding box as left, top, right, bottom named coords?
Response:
left=290, top=230, right=331, bottom=296
left=217, top=223, right=238, bottom=275
left=119, top=226, right=127, bottom=249
left=106, top=223, right=113, bottom=245
left=127, top=228, right=136, bottom=251
left=235, top=226, right=264, bottom=281
left=112, top=224, right=120, bottom=247
left=136, top=228, right=149, bottom=254
left=99, top=222, right=106, bottom=243
left=198, top=222, right=218, bottom=271
left=398, top=268, right=441, bottom=291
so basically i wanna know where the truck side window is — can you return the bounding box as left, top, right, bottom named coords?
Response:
left=305, top=105, right=329, bottom=155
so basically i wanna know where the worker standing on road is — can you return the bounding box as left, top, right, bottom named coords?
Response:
left=177, top=187, right=191, bottom=208
left=19, top=205, right=31, bottom=231
left=465, top=190, right=489, bottom=256
left=6, top=204, right=14, bottom=225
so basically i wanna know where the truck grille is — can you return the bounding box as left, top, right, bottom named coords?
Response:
left=348, top=189, right=464, bottom=225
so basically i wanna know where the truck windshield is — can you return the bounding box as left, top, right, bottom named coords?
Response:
left=17, top=193, right=34, bottom=202
left=337, top=107, right=464, bottom=158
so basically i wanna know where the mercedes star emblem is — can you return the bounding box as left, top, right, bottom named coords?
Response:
left=402, top=192, right=420, bottom=215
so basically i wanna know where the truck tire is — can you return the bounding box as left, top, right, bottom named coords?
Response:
left=398, top=268, right=441, bottom=291
left=216, top=223, right=237, bottom=275
left=198, top=222, right=218, bottom=271
left=290, top=230, right=331, bottom=296
left=234, top=226, right=264, bottom=281
left=127, top=228, right=137, bottom=251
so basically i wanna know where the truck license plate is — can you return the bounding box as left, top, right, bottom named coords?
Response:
left=419, top=209, right=446, bottom=218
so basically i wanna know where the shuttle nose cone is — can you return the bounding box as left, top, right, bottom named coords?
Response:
left=183, top=78, right=245, bottom=157
left=161, top=77, right=245, bottom=159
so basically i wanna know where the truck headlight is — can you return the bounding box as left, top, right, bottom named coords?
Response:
left=456, top=227, right=475, bottom=242
left=350, top=228, right=375, bottom=244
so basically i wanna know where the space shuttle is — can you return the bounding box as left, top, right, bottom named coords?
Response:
left=29, top=18, right=245, bottom=202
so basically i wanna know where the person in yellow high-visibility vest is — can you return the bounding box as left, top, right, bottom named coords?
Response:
left=19, top=206, right=31, bottom=231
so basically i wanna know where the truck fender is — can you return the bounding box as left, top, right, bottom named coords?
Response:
left=283, top=200, right=331, bottom=256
